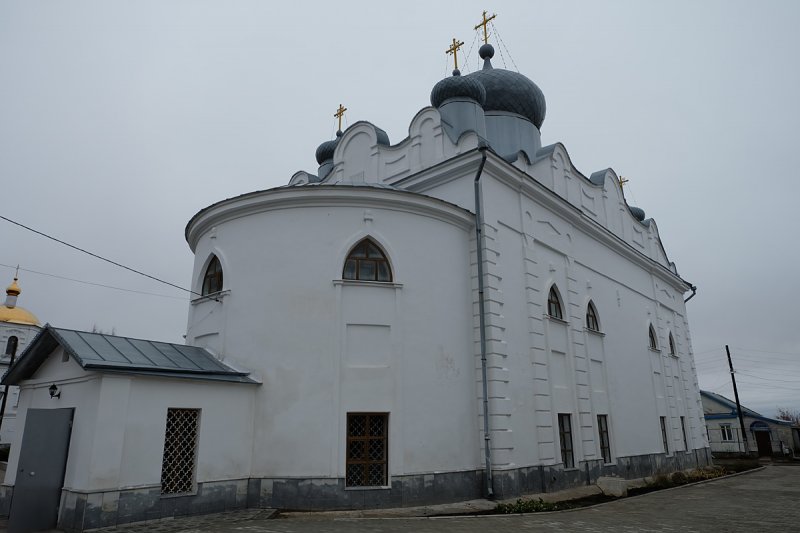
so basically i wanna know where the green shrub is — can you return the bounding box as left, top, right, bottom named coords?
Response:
left=496, top=498, right=560, bottom=514
left=671, top=471, right=688, bottom=484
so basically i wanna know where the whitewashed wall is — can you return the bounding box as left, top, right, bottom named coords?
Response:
left=3, top=346, right=256, bottom=492
left=186, top=187, right=481, bottom=479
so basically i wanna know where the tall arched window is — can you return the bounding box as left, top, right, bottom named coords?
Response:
left=547, top=286, right=563, bottom=320
left=202, top=256, right=223, bottom=296
left=586, top=301, right=600, bottom=332
left=5, top=336, right=18, bottom=357
left=648, top=325, right=658, bottom=350
left=343, top=239, right=392, bottom=282
left=669, top=333, right=676, bottom=356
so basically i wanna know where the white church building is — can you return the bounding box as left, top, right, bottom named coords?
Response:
left=1, top=40, right=709, bottom=531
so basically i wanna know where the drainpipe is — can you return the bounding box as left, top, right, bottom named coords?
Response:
left=473, top=146, right=494, bottom=498
left=684, top=284, right=697, bottom=303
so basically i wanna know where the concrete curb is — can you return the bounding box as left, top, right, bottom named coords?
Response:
left=309, top=466, right=767, bottom=522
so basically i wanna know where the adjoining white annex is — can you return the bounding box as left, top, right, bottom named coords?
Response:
left=2, top=40, right=709, bottom=531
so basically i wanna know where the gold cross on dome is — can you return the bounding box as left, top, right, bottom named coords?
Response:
left=446, top=38, right=465, bottom=70
left=334, top=104, right=347, bottom=131
left=474, top=10, right=497, bottom=44
left=619, top=175, right=630, bottom=188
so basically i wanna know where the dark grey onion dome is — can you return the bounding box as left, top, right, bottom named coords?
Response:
left=466, top=44, right=546, bottom=130
left=628, top=205, right=646, bottom=222
left=430, top=69, right=487, bottom=107
left=315, top=130, right=342, bottom=164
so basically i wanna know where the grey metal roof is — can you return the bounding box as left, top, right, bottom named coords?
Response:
left=466, top=44, right=546, bottom=129
left=1, top=325, right=258, bottom=385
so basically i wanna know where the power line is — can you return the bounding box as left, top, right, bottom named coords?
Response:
left=0, top=263, right=187, bottom=301
left=736, top=371, right=800, bottom=385
left=0, top=214, right=199, bottom=296
left=731, top=347, right=800, bottom=357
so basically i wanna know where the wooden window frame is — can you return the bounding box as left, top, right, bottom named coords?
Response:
left=548, top=287, right=563, bottom=320
left=558, top=413, right=575, bottom=468
left=649, top=326, right=658, bottom=350
left=597, top=414, right=611, bottom=464
left=342, top=239, right=393, bottom=283
left=586, top=302, right=600, bottom=332
left=720, top=423, right=734, bottom=442
left=201, top=256, right=223, bottom=296
left=346, top=412, right=388, bottom=487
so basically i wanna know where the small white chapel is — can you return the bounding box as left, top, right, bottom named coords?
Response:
left=1, top=16, right=710, bottom=532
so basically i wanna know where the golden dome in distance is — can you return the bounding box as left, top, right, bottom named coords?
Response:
left=0, top=276, right=40, bottom=326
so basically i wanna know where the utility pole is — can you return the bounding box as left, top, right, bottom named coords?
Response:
left=726, top=345, right=749, bottom=454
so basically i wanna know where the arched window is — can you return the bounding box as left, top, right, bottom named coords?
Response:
left=648, top=325, right=658, bottom=350
left=202, top=256, right=223, bottom=296
left=547, top=286, right=563, bottom=320
left=5, top=336, right=18, bottom=357
left=343, top=239, right=392, bottom=282
left=586, top=301, right=600, bottom=332
left=669, top=333, right=676, bottom=356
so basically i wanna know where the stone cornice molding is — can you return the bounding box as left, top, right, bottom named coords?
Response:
left=186, top=186, right=474, bottom=251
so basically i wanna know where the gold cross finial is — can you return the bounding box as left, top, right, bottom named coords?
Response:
left=446, top=38, right=465, bottom=70
left=334, top=104, right=347, bottom=132
left=619, top=175, right=630, bottom=188
left=474, top=10, right=497, bottom=44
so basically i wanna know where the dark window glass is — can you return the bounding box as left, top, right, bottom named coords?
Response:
left=5, top=336, right=18, bottom=357
left=342, top=239, right=392, bottom=282
left=669, top=334, right=676, bottom=356
left=681, top=416, right=688, bottom=450
left=660, top=416, right=669, bottom=454
left=558, top=413, right=574, bottom=468
left=598, top=414, right=611, bottom=463
left=201, top=256, right=223, bottom=296
left=649, top=326, right=658, bottom=350
left=586, top=302, right=599, bottom=331
left=346, top=413, right=388, bottom=487
left=548, top=287, right=563, bottom=320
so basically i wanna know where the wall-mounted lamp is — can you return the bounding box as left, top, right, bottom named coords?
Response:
left=49, top=384, right=61, bottom=399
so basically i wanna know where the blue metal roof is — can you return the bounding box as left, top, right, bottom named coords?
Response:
left=700, top=390, right=792, bottom=426
left=2, top=325, right=258, bottom=385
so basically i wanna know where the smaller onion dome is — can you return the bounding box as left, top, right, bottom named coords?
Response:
left=1, top=277, right=39, bottom=326
left=5, top=278, right=20, bottom=297
left=430, top=69, right=486, bottom=108
left=315, top=130, right=342, bottom=164
left=628, top=206, right=646, bottom=222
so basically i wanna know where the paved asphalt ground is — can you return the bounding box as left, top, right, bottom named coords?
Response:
left=95, top=464, right=799, bottom=533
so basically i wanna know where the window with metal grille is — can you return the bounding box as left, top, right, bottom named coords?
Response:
left=558, top=413, right=574, bottom=468
left=160, top=408, right=200, bottom=495
left=342, top=239, right=392, bottom=282
left=660, top=416, right=669, bottom=454
left=597, top=414, right=611, bottom=463
left=548, top=287, right=563, bottom=320
left=202, top=256, right=223, bottom=296
left=346, top=413, right=388, bottom=487
left=680, top=416, right=688, bottom=450
left=586, top=301, right=600, bottom=332
left=649, top=325, right=658, bottom=350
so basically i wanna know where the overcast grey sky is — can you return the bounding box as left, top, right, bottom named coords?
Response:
left=1, top=1, right=798, bottom=416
